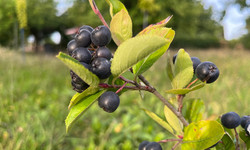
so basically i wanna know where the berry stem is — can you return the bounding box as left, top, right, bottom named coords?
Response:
left=177, top=95, right=185, bottom=113
left=88, top=0, right=110, bottom=29
left=158, top=139, right=182, bottom=143
left=234, top=128, right=240, bottom=150
left=186, top=78, right=199, bottom=88
left=115, top=82, right=128, bottom=94
left=171, top=141, right=182, bottom=150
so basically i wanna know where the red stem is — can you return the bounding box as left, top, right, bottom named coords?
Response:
left=116, top=82, right=128, bottom=94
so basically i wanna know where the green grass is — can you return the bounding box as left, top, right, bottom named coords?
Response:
left=0, top=48, right=249, bottom=150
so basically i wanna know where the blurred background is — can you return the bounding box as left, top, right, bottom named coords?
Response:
left=0, top=0, right=250, bottom=149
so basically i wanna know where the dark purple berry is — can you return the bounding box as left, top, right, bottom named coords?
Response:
left=191, top=57, right=201, bottom=72
left=72, top=47, right=92, bottom=63
left=71, top=81, right=89, bottom=93
left=70, top=62, right=91, bottom=84
left=67, top=40, right=77, bottom=56
left=91, top=25, right=111, bottom=46
left=96, top=46, right=112, bottom=60
left=79, top=25, right=93, bottom=33
left=75, top=29, right=91, bottom=47
left=241, top=116, right=250, bottom=128
left=91, top=57, right=111, bottom=79
left=221, top=112, right=241, bottom=129
left=145, top=142, right=162, bottom=150
left=195, top=61, right=219, bottom=83
left=139, top=141, right=150, bottom=150
left=98, top=91, right=120, bottom=113
left=245, top=122, right=250, bottom=136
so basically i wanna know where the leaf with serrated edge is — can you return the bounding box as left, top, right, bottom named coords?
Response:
left=239, top=130, right=250, bottom=149
left=132, top=28, right=175, bottom=75
left=68, top=86, right=99, bottom=109
left=182, top=120, right=224, bottom=150
left=172, top=49, right=193, bottom=89
left=110, top=9, right=132, bottom=46
left=142, top=108, right=175, bottom=137
left=56, top=52, right=99, bottom=86
left=164, top=106, right=183, bottom=135
left=182, top=99, right=205, bottom=123
left=105, top=0, right=127, bottom=17
left=111, top=35, right=167, bottom=78
left=65, top=90, right=106, bottom=133
left=215, top=133, right=235, bottom=150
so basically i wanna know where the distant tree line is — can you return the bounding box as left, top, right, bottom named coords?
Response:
left=0, top=0, right=249, bottom=51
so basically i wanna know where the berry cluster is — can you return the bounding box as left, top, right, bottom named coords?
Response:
left=66, top=25, right=112, bottom=93
left=173, top=53, right=220, bottom=83
left=139, top=141, right=162, bottom=150
left=221, top=112, right=250, bottom=135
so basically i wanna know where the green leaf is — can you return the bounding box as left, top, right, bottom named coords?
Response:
left=216, top=118, right=234, bottom=140
left=142, top=108, right=175, bottom=137
left=172, top=49, right=193, bottom=89
left=56, top=52, right=99, bottom=86
left=65, top=90, right=106, bottom=133
left=166, top=52, right=174, bottom=81
left=138, top=16, right=172, bottom=35
left=165, top=82, right=205, bottom=95
left=215, top=133, right=235, bottom=150
left=110, top=9, right=132, bottom=46
left=182, top=99, right=205, bottom=123
left=164, top=106, right=183, bottom=135
left=239, top=130, right=250, bottom=149
left=105, top=0, right=127, bottom=17
left=68, top=86, right=99, bottom=109
left=111, top=35, right=167, bottom=78
left=182, top=120, right=224, bottom=150
left=132, top=28, right=175, bottom=75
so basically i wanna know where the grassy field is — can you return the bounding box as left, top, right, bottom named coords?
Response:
left=0, top=47, right=249, bottom=150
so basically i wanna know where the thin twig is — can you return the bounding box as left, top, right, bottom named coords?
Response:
left=119, top=76, right=136, bottom=85
left=186, top=78, right=199, bottom=88
left=177, top=95, right=185, bottom=113
left=234, top=128, right=240, bottom=150
left=88, top=0, right=110, bottom=29
left=99, top=83, right=151, bottom=91
left=171, top=141, right=182, bottom=150
left=116, top=82, right=128, bottom=94
left=153, top=90, right=189, bottom=126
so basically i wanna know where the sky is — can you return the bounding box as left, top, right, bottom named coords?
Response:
left=54, top=0, right=250, bottom=41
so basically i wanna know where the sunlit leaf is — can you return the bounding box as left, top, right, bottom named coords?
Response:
left=142, top=108, right=175, bottom=137
left=65, top=90, right=106, bottom=133
left=164, top=106, right=183, bottom=135
left=182, top=120, right=224, bottom=150
left=132, top=28, right=175, bottom=75
left=166, top=52, right=174, bottom=81
left=111, top=35, right=167, bottom=78
left=110, top=9, right=132, bottom=45
left=68, top=86, right=99, bottom=109
left=182, top=99, right=205, bottom=123
left=105, top=0, right=127, bottom=17
left=56, top=52, right=99, bottom=86
left=172, top=49, right=193, bottom=89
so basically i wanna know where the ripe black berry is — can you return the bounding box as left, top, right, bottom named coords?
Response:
left=139, top=141, right=150, bottom=150
left=221, top=112, right=241, bottom=129
left=91, top=25, right=111, bottom=46
left=191, top=57, right=201, bottom=72
left=98, top=91, right=120, bottom=113
left=72, top=47, right=92, bottom=64
left=67, top=40, right=77, bottom=56
left=145, top=142, right=162, bottom=150
left=91, top=57, right=111, bottom=79
left=71, top=81, right=89, bottom=93
left=240, top=116, right=250, bottom=128
left=195, top=61, right=219, bottom=83
left=75, top=29, right=92, bottom=47
left=79, top=25, right=93, bottom=33
left=245, top=122, right=250, bottom=136
left=96, top=46, right=112, bottom=60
